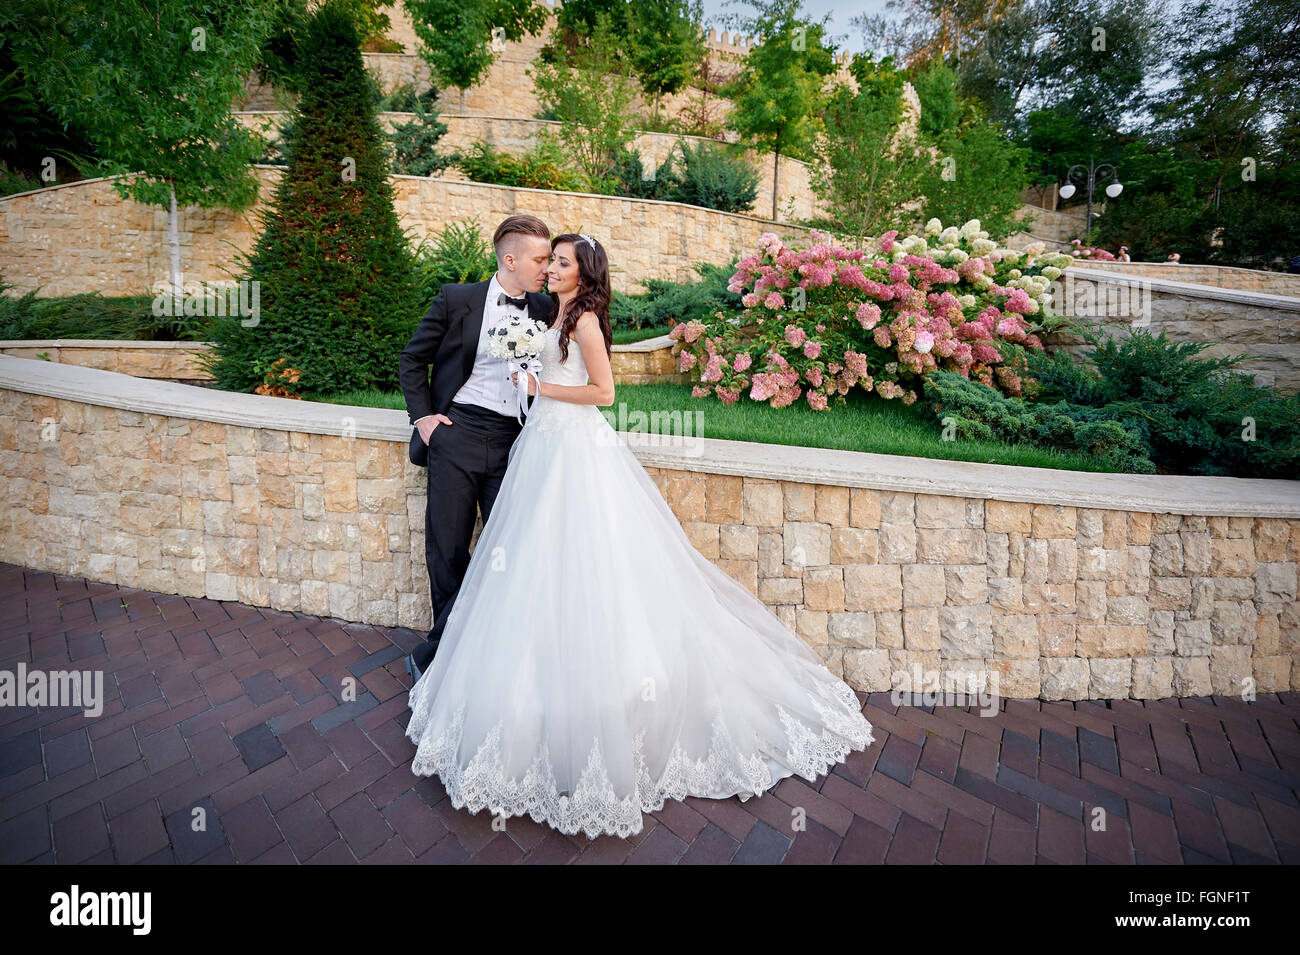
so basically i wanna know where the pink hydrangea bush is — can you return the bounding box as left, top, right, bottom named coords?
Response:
left=669, top=218, right=1072, bottom=411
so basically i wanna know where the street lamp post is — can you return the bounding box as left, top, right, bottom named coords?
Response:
left=1059, top=158, right=1124, bottom=242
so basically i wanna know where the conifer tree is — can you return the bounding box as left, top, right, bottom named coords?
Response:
left=202, top=0, right=426, bottom=399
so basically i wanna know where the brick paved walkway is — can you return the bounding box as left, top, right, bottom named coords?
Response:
left=1, top=564, right=1297, bottom=864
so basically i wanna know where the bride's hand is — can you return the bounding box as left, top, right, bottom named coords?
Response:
left=511, top=371, right=538, bottom=396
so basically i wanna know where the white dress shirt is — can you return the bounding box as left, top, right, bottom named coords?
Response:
left=415, top=274, right=528, bottom=426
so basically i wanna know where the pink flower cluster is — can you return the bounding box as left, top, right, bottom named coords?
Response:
left=677, top=222, right=1049, bottom=411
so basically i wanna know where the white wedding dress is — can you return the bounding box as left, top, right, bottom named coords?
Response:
left=405, top=325, right=875, bottom=840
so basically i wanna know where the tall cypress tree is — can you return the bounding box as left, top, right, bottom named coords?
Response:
left=202, top=0, right=426, bottom=399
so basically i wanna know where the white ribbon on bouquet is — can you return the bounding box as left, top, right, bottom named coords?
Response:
left=509, top=355, right=544, bottom=423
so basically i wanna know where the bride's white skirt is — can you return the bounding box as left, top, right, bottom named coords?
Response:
left=406, top=395, right=875, bottom=840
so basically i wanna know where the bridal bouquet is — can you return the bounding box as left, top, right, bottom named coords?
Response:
left=488, top=313, right=548, bottom=422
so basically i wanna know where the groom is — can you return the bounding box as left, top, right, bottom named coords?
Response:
left=399, top=214, right=554, bottom=680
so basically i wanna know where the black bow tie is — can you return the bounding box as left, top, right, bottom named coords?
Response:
left=497, top=292, right=528, bottom=310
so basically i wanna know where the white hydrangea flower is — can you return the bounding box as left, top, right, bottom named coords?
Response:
left=971, top=238, right=997, bottom=256
left=959, top=294, right=976, bottom=307
left=960, top=219, right=983, bottom=238
left=1024, top=241, right=1046, bottom=258
left=925, top=218, right=943, bottom=235
left=949, top=249, right=969, bottom=263
left=1007, top=269, right=1022, bottom=280
left=1042, top=266, right=1062, bottom=280
left=940, top=226, right=961, bottom=245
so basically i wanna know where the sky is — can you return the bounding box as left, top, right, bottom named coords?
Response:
left=696, top=0, right=896, bottom=55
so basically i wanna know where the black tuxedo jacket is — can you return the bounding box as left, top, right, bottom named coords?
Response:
left=399, top=279, right=555, bottom=466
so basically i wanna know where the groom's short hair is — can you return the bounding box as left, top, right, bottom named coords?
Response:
left=493, top=215, right=551, bottom=263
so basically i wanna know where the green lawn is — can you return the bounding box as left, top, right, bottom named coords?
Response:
left=321, top=380, right=1120, bottom=473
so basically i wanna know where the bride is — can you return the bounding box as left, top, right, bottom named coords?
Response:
left=405, top=231, right=874, bottom=840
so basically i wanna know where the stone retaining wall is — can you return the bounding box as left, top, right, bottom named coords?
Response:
left=0, top=168, right=815, bottom=298
left=1048, top=268, right=1300, bottom=393
left=1071, top=261, right=1300, bottom=297
left=0, top=336, right=686, bottom=388
left=4, top=355, right=1297, bottom=701
left=235, top=110, right=823, bottom=223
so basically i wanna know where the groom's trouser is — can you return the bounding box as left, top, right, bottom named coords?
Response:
left=418, top=400, right=523, bottom=671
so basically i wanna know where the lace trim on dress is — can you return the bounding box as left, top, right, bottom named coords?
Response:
left=407, top=680, right=874, bottom=841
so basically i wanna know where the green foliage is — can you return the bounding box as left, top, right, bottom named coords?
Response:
left=530, top=10, right=639, bottom=187
left=810, top=53, right=927, bottom=242
left=924, top=322, right=1300, bottom=477
left=722, top=0, right=837, bottom=217
left=453, top=137, right=588, bottom=191
left=0, top=34, right=100, bottom=189
left=1024, top=326, right=1300, bottom=478
left=657, top=139, right=757, bottom=213
left=386, top=98, right=453, bottom=177
left=406, top=0, right=547, bottom=98
left=609, top=263, right=743, bottom=330
left=376, top=80, right=440, bottom=113
left=1088, top=137, right=1202, bottom=260
left=608, top=139, right=756, bottom=212
left=3, top=0, right=273, bottom=215
left=610, top=144, right=670, bottom=200
left=910, top=58, right=962, bottom=137
left=0, top=277, right=199, bottom=341
left=1012, top=108, right=1120, bottom=191
left=918, top=124, right=1031, bottom=242
left=625, top=0, right=706, bottom=118
left=922, top=368, right=1157, bottom=474
left=198, top=1, right=427, bottom=399
left=413, top=221, right=497, bottom=294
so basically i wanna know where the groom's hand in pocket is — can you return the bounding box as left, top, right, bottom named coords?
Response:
left=416, top=413, right=452, bottom=445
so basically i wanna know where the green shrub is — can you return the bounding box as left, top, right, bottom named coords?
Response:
left=376, top=81, right=439, bottom=113
left=1025, top=326, right=1300, bottom=477
left=386, top=98, right=453, bottom=177
left=658, top=139, right=758, bottom=213
left=453, top=137, right=587, bottom=192
left=609, top=262, right=744, bottom=330
left=922, top=368, right=1157, bottom=474
left=199, top=3, right=427, bottom=399
left=413, top=221, right=496, bottom=297
left=0, top=276, right=204, bottom=341
left=609, top=144, right=671, bottom=200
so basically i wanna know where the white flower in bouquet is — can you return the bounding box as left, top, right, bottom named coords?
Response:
left=940, top=226, right=962, bottom=245
left=925, top=217, right=943, bottom=236
left=902, top=235, right=929, bottom=255
left=971, top=238, right=998, bottom=256
left=487, top=313, right=548, bottom=362
left=488, top=313, right=548, bottom=422
left=948, top=249, right=970, bottom=263
left=959, top=218, right=983, bottom=238
left=1042, top=265, right=1063, bottom=280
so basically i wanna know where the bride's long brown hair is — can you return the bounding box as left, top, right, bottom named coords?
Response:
left=548, top=233, right=612, bottom=364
